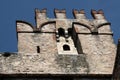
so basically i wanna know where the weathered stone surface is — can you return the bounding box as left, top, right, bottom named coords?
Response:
left=0, top=53, right=88, bottom=74
left=78, top=35, right=116, bottom=74
left=18, top=33, right=56, bottom=54
left=0, top=9, right=117, bottom=80
left=17, top=21, right=34, bottom=32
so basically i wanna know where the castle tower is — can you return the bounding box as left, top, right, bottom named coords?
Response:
left=0, top=9, right=118, bottom=80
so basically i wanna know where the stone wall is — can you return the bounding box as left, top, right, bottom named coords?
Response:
left=0, top=9, right=117, bottom=80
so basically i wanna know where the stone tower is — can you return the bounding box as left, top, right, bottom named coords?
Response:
left=0, top=9, right=118, bottom=80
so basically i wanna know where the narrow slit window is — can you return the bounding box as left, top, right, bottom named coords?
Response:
left=37, top=46, right=40, bottom=53
left=63, top=44, right=70, bottom=51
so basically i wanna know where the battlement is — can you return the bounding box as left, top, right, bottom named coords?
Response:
left=0, top=9, right=117, bottom=79
left=35, top=9, right=105, bottom=19
left=17, top=9, right=112, bottom=34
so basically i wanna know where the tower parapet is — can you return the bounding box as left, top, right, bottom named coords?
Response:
left=0, top=9, right=117, bottom=80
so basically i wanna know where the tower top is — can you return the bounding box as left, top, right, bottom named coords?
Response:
left=0, top=9, right=117, bottom=79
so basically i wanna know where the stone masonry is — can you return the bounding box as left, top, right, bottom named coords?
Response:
left=0, top=9, right=117, bottom=80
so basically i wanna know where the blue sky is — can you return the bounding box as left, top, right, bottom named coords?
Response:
left=0, top=0, right=120, bottom=52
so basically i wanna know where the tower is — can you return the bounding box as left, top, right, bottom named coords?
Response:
left=0, top=9, right=118, bottom=80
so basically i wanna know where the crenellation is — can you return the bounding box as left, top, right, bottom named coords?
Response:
left=98, top=9, right=104, bottom=14
left=73, top=9, right=86, bottom=19
left=35, top=8, right=47, bottom=18
left=35, top=9, right=48, bottom=29
left=0, top=9, right=118, bottom=80
left=91, top=9, right=105, bottom=19
left=54, top=9, right=66, bottom=19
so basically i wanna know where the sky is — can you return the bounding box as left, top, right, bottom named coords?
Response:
left=0, top=0, right=120, bottom=52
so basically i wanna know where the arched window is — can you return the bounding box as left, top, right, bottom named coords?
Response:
left=58, top=28, right=65, bottom=37
left=63, top=44, right=70, bottom=51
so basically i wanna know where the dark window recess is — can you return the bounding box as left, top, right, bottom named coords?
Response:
left=37, top=46, right=40, bottom=53
left=57, top=39, right=60, bottom=42
left=58, top=28, right=65, bottom=37
left=63, top=44, right=70, bottom=51
left=66, top=39, right=69, bottom=42
left=68, top=28, right=72, bottom=36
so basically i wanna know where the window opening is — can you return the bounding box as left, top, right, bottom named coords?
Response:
left=68, top=28, right=72, bottom=36
left=37, top=46, right=40, bottom=53
left=63, top=44, right=70, bottom=51
left=58, top=28, right=65, bottom=37
left=66, top=39, right=69, bottom=42
left=57, top=39, right=60, bottom=42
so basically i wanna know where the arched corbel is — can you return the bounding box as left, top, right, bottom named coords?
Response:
left=39, top=21, right=56, bottom=32
left=16, top=20, right=34, bottom=32
left=72, top=22, right=92, bottom=33
left=97, top=22, right=111, bottom=29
